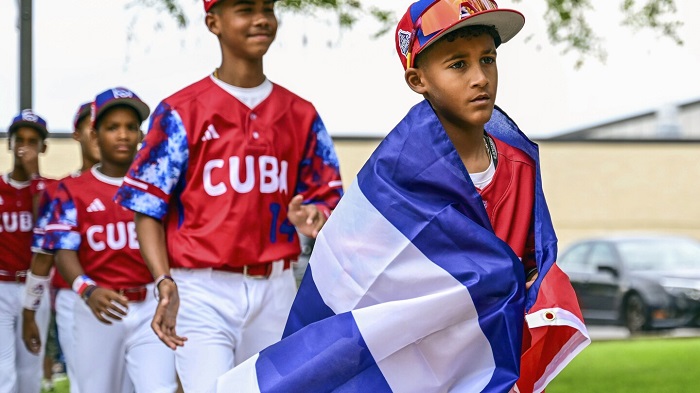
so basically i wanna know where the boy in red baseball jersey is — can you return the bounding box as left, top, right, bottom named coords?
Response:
left=45, top=88, right=176, bottom=392
left=22, top=101, right=100, bottom=393
left=0, top=109, right=50, bottom=393
left=115, top=0, right=343, bottom=391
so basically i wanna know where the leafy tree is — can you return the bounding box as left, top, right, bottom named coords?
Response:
left=137, top=0, right=682, bottom=67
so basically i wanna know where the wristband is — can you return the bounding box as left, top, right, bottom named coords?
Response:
left=153, top=274, right=175, bottom=300
left=82, top=285, right=98, bottom=302
left=72, top=274, right=97, bottom=296
left=23, top=272, right=50, bottom=310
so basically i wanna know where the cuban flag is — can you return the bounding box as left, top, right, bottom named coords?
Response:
left=214, top=101, right=589, bottom=393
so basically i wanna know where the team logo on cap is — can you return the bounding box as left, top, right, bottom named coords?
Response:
left=398, top=29, right=412, bottom=58
left=112, top=88, right=134, bottom=99
left=20, top=109, right=39, bottom=122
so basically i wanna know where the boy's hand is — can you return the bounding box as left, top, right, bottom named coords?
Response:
left=152, top=280, right=187, bottom=350
left=21, top=309, right=42, bottom=354
left=86, top=287, right=129, bottom=325
left=287, top=194, right=326, bottom=238
left=16, top=146, right=40, bottom=177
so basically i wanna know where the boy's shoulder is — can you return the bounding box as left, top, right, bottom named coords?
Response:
left=161, top=76, right=218, bottom=108
left=58, top=169, right=93, bottom=189
left=492, top=136, right=536, bottom=169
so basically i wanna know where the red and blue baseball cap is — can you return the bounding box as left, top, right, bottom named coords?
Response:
left=73, top=102, right=92, bottom=129
left=8, top=109, right=49, bottom=139
left=91, top=87, right=151, bottom=128
left=396, top=0, right=525, bottom=70
left=203, top=0, right=279, bottom=13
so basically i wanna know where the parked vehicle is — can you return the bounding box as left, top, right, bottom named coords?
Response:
left=558, top=234, right=700, bottom=332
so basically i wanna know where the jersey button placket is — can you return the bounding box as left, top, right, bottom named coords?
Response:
left=249, top=112, right=260, bottom=141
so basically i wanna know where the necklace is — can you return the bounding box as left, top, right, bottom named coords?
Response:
left=483, top=133, right=498, bottom=167
left=213, top=68, right=219, bottom=80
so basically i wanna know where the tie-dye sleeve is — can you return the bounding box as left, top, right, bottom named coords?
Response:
left=115, top=102, right=189, bottom=220
left=31, top=188, right=56, bottom=254
left=295, top=115, right=344, bottom=217
left=43, top=183, right=80, bottom=252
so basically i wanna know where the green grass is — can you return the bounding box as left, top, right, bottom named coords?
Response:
left=548, top=337, right=700, bottom=393
left=41, top=376, right=69, bottom=393
left=42, top=337, right=700, bottom=392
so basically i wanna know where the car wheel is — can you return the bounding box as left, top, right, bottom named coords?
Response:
left=625, top=294, right=649, bottom=333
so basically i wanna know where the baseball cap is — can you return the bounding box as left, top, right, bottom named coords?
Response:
left=396, top=0, right=525, bottom=70
left=91, top=87, right=151, bottom=128
left=73, top=102, right=92, bottom=129
left=8, top=109, right=49, bottom=139
left=203, top=0, right=280, bottom=13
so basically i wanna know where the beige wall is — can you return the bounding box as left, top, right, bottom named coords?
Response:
left=335, top=139, right=700, bottom=250
left=5, top=137, right=699, bottom=251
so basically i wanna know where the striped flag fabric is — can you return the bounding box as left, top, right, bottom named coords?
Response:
left=213, top=101, right=589, bottom=393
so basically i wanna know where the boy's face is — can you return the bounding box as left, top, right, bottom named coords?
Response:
left=74, top=116, right=101, bottom=165
left=207, top=0, right=278, bottom=61
left=407, top=33, right=498, bottom=134
left=8, top=127, right=45, bottom=160
left=92, top=107, right=142, bottom=167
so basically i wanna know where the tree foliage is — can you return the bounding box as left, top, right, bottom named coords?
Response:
left=139, top=0, right=683, bottom=67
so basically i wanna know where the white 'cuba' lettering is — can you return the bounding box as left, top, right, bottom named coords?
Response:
left=203, top=155, right=288, bottom=196
left=86, top=222, right=139, bottom=252
left=0, top=211, right=33, bottom=233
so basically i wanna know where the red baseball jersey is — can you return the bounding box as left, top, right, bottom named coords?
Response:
left=115, top=77, right=343, bottom=269
left=480, top=135, right=537, bottom=273
left=0, top=174, right=51, bottom=273
left=44, top=168, right=151, bottom=289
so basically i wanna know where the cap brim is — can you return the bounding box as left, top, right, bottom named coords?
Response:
left=420, top=9, right=525, bottom=55
left=95, top=98, right=151, bottom=125
left=8, top=121, right=48, bottom=138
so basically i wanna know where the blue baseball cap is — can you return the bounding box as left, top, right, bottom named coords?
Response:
left=73, top=102, right=92, bottom=129
left=396, top=0, right=525, bottom=69
left=91, top=87, right=151, bottom=128
left=8, top=109, right=49, bottom=139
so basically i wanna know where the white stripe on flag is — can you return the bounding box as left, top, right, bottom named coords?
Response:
left=213, top=353, right=261, bottom=393
left=310, top=180, right=496, bottom=392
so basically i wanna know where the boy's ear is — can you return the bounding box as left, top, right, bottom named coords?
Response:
left=405, top=68, right=427, bottom=95
left=205, top=12, right=220, bottom=36
left=40, top=140, right=47, bottom=154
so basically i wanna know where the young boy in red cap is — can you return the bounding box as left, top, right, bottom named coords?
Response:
left=115, top=0, right=343, bottom=391
left=214, top=1, right=589, bottom=392
left=22, top=101, right=100, bottom=393
left=0, top=109, right=50, bottom=393
left=45, top=88, right=176, bottom=392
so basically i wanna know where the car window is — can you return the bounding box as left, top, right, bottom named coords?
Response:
left=559, top=243, right=593, bottom=273
left=618, top=238, right=700, bottom=271
left=589, top=244, right=618, bottom=268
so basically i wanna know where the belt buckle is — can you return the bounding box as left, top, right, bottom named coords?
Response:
left=16, top=270, right=27, bottom=282
left=242, top=264, right=268, bottom=279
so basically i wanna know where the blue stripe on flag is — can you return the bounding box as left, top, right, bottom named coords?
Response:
left=257, top=312, right=391, bottom=393
left=283, top=265, right=335, bottom=337
left=356, top=100, right=525, bottom=391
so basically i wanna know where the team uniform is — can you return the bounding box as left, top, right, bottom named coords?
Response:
left=115, top=75, right=343, bottom=391
left=44, top=167, right=176, bottom=393
left=30, top=173, right=81, bottom=393
left=0, top=174, right=50, bottom=393
left=475, top=134, right=537, bottom=275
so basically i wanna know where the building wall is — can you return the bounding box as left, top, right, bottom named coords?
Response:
left=3, top=137, right=699, bottom=251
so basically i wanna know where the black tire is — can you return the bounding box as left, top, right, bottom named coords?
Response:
left=625, top=294, right=649, bottom=333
